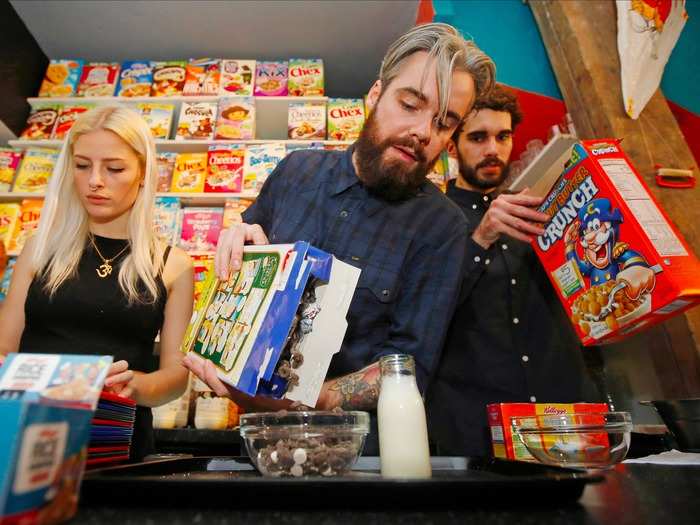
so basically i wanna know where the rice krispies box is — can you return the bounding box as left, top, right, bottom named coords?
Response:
left=533, top=139, right=700, bottom=346
left=0, top=353, right=112, bottom=525
left=487, top=402, right=608, bottom=462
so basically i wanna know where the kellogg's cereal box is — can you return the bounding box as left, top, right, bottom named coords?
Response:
left=487, top=402, right=609, bottom=462
left=222, top=197, right=255, bottom=228
left=0, top=149, right=23, bottom=192
left=219, top=60, right=256, bottom=97
left=38, top=59, right=83, bottom=98
left=242, top=143, right=286, bottom=192
left=179, top=207, right=223, bottom=253
left=205, top=145, right=244, bottom=193
left=20, top=105, right=60, bottom=141
left=288, top=58, right=324, bottom=96
left=7, top=199, right=43, bottom=256
left=0, top=203, right=21, bottom=248
left=136, top=103, right=174, bottom=139
left=183, top=58, right=221, bottom=96
left=533, top=139, right=700, bottom=345
left=52, top=104, right=93, bottom=140
left=13, top=149, right=59, bottom=194
left=327, top=98, right=365, bottom=141
left=116, top=60, right=153, bottom=97
left=176, top=102, right=217, bottom=140
left=171, top=153, right=207, bottom=193
left=215, top=97, right=255, bottom=140
left=77, top=62, right=120, bottom=97
left=151, top=61, right=187, bottom=97
left=288, top=102, right=326, bottom=140
left=254, top=61, right=288, bottom=97
left=156, top=152, right=177, bottom=192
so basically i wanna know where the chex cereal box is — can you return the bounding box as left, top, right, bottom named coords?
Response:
left=183, top=58, right=221, bottom=96
left=151, top=61, right=187, bottom=97
left=254, top=61, right=288, bottom=97
left=7, top=200, right=43, bottom=256
left=52, top=105, right=93, bottom=140
left=116, top=61, right=153, bottom=97
left=215, top=98, right=255, bottom=140
left=136, top=103, right=174, bottom=139
left=20, top=105, right=60, bottom=141
left=38, top=60, right=83, bottom=98
left=219, top=60, right=256, bottom=97
left=0, top=203, right=21, bottom=248
left=288, top=102, right=326, bottom=140
left=205, top=145, right=244, bottom=193
left=327, top=98, right=365, bottom=141
left=0, top=149, right=23, bottom=192
left=533, top=139, right=700, bottom=345
left=176, top=102, right=217, bottom=140
left=0, top=353, right=111, bottom=525
left=288, top=58, right=324, bottom=96
left=487, top=402, right=608, bottom=462
left=76, top=62, right=120, bottom=97
left=171, top=153, right=207, bottom=193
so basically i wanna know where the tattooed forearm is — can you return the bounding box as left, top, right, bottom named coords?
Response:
left=319, top=363, right=381, bottom=411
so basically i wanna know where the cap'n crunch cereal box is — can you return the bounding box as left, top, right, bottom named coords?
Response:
left=183, top=58, right=221, bottom=96
left=38, top=59, right=83, bottom=97
left=52, top=105, right=93, bottom=140
left=288, top=58, right=324, bottom=96
left=77, top=62, right=120, bottom=97
left=20, top=105, right=60, bottom=141
left=219, top=60, right=256, bottom=97
left=215, top=98, right=255, bottom=140
left=116, top=61, right=154, bottom=97
left=288, top=102, right=326, bottom=140
left=254, top=61, right=288, bottom=97
left=533, top=139, right=700, bottom=345
left=205, top=146, right=244, bottom=193
left=327, top=98, right=365, bottom=141
left=151, top=61, right=187, bottom=97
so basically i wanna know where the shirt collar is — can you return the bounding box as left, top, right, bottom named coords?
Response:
left=446, top=179, right=492, bottom=210
left=332, top=143, right=361, bottom=196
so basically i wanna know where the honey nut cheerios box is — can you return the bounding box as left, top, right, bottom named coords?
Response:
left=533, top=139, right=700, bottom=346
left=488, top=402, right=609, bottom=462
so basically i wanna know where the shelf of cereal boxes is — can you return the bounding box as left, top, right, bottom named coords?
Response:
left=26, top=95, right=332, bottom=142
left=0, top=191, right=259, bottom=206
left=8, top=138, right=353, bottom=153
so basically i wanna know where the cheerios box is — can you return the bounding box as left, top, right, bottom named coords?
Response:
left=0, top=353, right=112, bottom=525
left=533, top=139, right=700, bottom=346
left=487, top=402, right=608, bottom=462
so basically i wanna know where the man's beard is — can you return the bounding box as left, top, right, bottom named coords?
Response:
left=354, top=109, right=438, bottom=202
left=458, top=154, right=510, bottom=191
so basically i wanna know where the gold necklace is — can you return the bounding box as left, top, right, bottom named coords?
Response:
left=90, top=236, right=130, bottom=278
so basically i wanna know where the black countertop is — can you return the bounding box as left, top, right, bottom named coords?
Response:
left=71, top=463, right=700, bottom=525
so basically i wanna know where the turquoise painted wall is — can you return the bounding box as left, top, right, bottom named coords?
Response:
left=434, top=0, right=699, bottom=113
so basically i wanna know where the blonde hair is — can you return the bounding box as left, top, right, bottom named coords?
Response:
left=31, top=105, right=164, bottom=303
left=379, top=22, right=496, bottom=122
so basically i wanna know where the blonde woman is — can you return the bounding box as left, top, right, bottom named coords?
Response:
left=0, top=106, right=193, bottom=460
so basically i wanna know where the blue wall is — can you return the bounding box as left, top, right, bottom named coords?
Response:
left=435, top=0, right=699, bottom=114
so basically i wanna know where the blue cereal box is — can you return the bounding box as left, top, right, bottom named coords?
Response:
left=0, top=354, right=112, bottom=525
left=116, top=61, right=154, bottom=97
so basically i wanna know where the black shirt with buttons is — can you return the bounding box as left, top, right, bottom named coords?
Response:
left=425, top=179, right=600, bottom=457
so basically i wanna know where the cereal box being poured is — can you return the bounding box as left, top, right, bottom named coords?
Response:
left=38, top=59, right=83, bottom=97
left=254, top=61, right=288, bottom=97
left=288, top=58, right=324, bottom=96
left=219, top=60, right=256, bottom=97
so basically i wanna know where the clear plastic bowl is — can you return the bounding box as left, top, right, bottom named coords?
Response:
left=239, top=410, right=370, bottom=477
left=511, top=412, right=632, bottom=468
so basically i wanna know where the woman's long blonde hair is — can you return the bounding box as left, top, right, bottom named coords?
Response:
left=31, top=105, right=164, bottom=303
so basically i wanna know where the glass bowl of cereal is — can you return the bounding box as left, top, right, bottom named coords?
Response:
left=511, top=412, right=632, bottom=469
left=239, top=410, right=370, bottom=477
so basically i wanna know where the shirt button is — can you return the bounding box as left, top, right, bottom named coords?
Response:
left=521, top=355, right=529, bottom=362
left=511, top=278, right=517, bottom=285
left=513, top=317, right=520, bottom=324
left=483, top=195, right=489, bottom=202
left=472, top=204, right=477, bottom=210
left=501, top=243, right=508, bottom=250
left=381, top=289, right=390, bottom=297
left=474, top=256, right=481, bottom=263
left=485, top=258, right=491, bottom=265
left=340, top=210, right=349, bottom=218
left=530, top=396, right=537, bottom=403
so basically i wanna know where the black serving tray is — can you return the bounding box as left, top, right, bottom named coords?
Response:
left=80, top=456, right=603, bottom=509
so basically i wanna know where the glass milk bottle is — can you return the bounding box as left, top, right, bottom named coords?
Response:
left=377, top=354, right=432, bottom=478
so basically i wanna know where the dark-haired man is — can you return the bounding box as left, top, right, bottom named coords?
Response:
left=427, top=85, right=600, bottom=457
